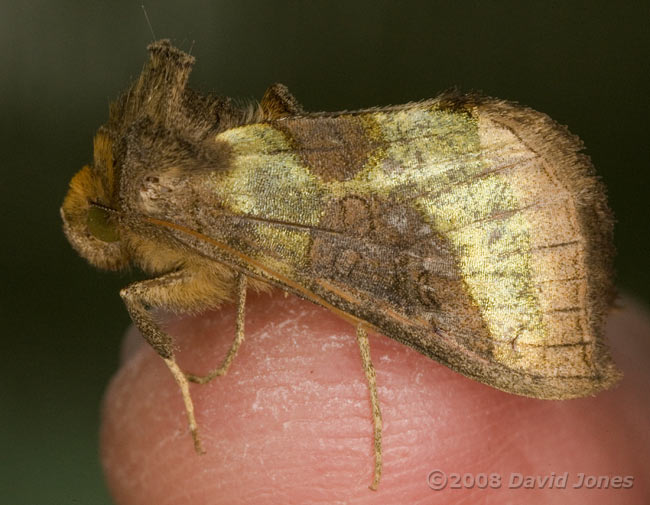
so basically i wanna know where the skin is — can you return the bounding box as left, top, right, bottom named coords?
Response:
left=101, top=293, right=649, bottom=504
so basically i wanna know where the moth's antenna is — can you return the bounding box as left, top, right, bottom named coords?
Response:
left=141, top=4, right=156, bottom=41
left=188, top=40, right=196, bottom=55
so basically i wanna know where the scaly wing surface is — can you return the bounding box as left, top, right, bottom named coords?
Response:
left=144, top=97, right=619, bottom=399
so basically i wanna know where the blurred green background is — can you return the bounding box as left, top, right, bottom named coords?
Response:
left=1, top=1, right=648, bottom=503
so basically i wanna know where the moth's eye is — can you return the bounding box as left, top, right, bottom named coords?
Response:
left=87, top=206, right=120, bottom=242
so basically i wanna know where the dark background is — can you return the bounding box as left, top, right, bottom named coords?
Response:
left=1, top=1, right=648, bottom=503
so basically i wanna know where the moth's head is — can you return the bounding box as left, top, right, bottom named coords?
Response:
left=62, top=40, right=234, bottom=271
left=61, top=131, right=129, bottom=270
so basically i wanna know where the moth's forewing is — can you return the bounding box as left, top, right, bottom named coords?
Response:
left=138, top=96, right=618, bottom=399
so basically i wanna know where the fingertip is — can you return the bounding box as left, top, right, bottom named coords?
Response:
left=101, top=293, right=462, bottom=503
left=101, top=294, right=649, bottom=504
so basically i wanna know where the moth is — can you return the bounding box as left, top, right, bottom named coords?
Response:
left=61, top=40, right=620, bottom=489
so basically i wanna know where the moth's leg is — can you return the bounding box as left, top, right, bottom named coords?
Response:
left=119, top=270, right=205, bottom=453
left=162, top=357, right=204, bottom=454
left=356, top=325, right=383, bottom=490
left=185, top=273, right=247, bottom=384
